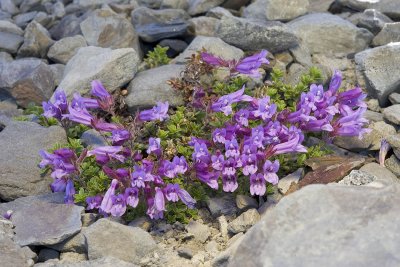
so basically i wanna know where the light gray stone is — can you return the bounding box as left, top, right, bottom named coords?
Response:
left=0, top=99, right=22, bottom=118
left=18, top=20, right=54, bottom=58
left=83, top=219, right=156, bottom=264
left=173, top=36, right=243, bottom=64
left=389, top=93, right=400, bottom=105
left=188, top=0, right=224, bottom=16
left=228, top=209, right=260, bottom=234
left=386, top=134, right=400, bottom=159
left=363, top=110, right=384, bottom=122
left=185, top=220, right=210, bottom=243
left=373, top=23, right=400, bottom=46
left=212, top=232, right=245, bottom=267
left=56, top=46, right=140, bottom=99
left=355, top=43, right=400, bottom=106
left=59, top=252, right=87, bottom=263
left=160, top=0, right=189, bottom=9
left=278, top=168, right=304, bottom=194
left=0, top=120, right=67, bottom=200
left=0, top=193, right=83, bottom=246
left=206, top=6, right=233, bottom=18
left=288, top=13, right=373, bottom=55
left=229, top=182, right=400, bottom=267
left=385, top=155, right=400, bottom=177
left=0, top=20, right=24, bottom=35
left=337, top=0, right=400, bottom=19
left=14, top=11, right=37, bottom=28
left=307, top=0, right=334, bottom=12
left=235, top=195, right=258, bottom=211
left=0, top=0, right=19, bottom=15
left=360, top=162, right=399, bottom=186
left=339, top=170, right=377, bottom=185
left=48, top=35, right=87, bottom=64
left=49, top=64, right=65, bottom=86
left=125, top=64, right=184, bottom=111
left=206, top=194, right=238, bottom=218
left=0, top=236, right=34, bottom=267
left=48, top=232, right=86, bottom=254
left=357, top=9, right=393, bottom=35
left=188, top=16, right=219, bottom=37
left=243, top=0, right=309, bottom=22
left=383, top=104, right=400, bottom=125
left=216, top=15, right=298, bottom=53
left=0, top=32, right=24, bottom=54
left=34, top=256, right=138, bottom=267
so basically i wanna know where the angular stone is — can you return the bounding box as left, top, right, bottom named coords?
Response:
left=131, top=7, right=190, bottom=43
left=359, top=162, right=399, bottom=187
left=0, top=120, right=67, bottom=200
left=34, top=256, right=139, bottom=267
left=0, top=99, right=22, bottom=118
left=0, top=193, right=83, bottom=246
left=373, top=23, right=400, bottom=46
left=216, top=15, right=298, bottom=53
left=383, top=104, right=400, bottom=125
left=173, top=36, right=243, bottom=64
left=14, top=11, right=37, bottom=28
left=83, top=219, right=156, bottom=264
left=18, top=20, right=54, bottom=58
left=355, top=43, right=400, bottom=106
left=49, top=14, right=84, bottom=40
left=80, top=9, right=140, bottom=52
left=339, top=170, right=377, bottom=186
left=337, top=0, right=400, bottom=19
left=0, top=20, right=24, bottom=35
left=48, top=233, right=86, bottom=254
left=160, top=0, right=190, bottom=9
left=235, top=195, right=258, bottom=211
left=188, top=16, right=219, bottom=37
left=357, top=9, right=393, bottom=35
left=185, top=220, right=210, bottom=243
left=158, top=39, right=187, bottom=57
left=229, top=182, right=400, bottom=267
left=47, top=35, right=87, bottom=64
left=389, top=93, right=400, bottom=105
left=228, top=209, right=260, bottom=234
left=81, top=129, right=108, bottom=148
left=206, top=6, right=233, bottom=18
left=125, top=64, right=184, bottom=111
left=288, top=13, right=373, bottom=55
left=243, top=0, right=309, bottom=22
left=0, top=236, right=34, bottom=267
left=188, top=0, right=225, bottom=16
left=386, top=134, right=400, bottom=159
left=0, top=32, right=23, bottom=54
left=56, top=46, right=140, bottom=100
left=38, top=248, right=59, bottom=262
left=0, top=0, right=19, bottom=15
left=307, top=0, right=334, bottom=12
left=385, top=155, right=400, bottom=177
left=277, top=168, right=304, bottom=194
left=49, top=64, right=65, bottom=86
left=206, top=194, right=238, bottom=218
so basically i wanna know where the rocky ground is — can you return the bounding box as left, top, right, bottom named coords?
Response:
left=1, top=0, right=400, bottom=266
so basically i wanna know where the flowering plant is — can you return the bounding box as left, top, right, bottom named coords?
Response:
left=39, top=50, right=369, bottom=220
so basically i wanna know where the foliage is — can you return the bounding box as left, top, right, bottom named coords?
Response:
left=144, top=45, right=170, bottom=68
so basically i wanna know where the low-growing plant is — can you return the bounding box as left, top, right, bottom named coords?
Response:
left=144, top=45, right=170, bottom=68
left=38, top=50, right=369, bottom=222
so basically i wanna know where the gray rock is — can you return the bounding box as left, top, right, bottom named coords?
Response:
left=386, top=134, right=400, bottom=159
left=48, top=1, right=65, bottom=19
left=383, top=104, right=400, bottom=125
left=288, top=13, right=373, bottom=55
left=56, top=46, right=139, bottom=100
left=20, top=0, right=45, bottom=13
left=14, top=11, right=37, bottom=28
left=334, top=120, right=396, bottom=151
left=206, top=194, right=238, bottom=218
left=217, top=15, right=298, bottom=53
left=243, top=0, right=309, bottom=22
left=81, top=129, right=108, bottom=148
left=235, top=195, right=258, bottom=211
left=359, top=162, right=399, bottom=186
left=131, top=7, right=190, bottom=43
left=0, top=9, right=11, bottom=20
left=49, top=14, right=84, bottom=40
left=47, top=35, right=87, bottom=64
left=289, top=43, right=313, bottom=67
left=0, top=218, right=14, bottom=239
left=34, top=256, right=138, bottom=267
left=307, top=0, right=334, bottom=12
left=339, top=170, right=377, bottom=186
left=81, top=213, right=99, bottom=227
left=48, top=232, right=86, bottom=254
left=0, top=193, right=83, bottom=246
left=49, top=64, right=65, bottom=86
left=188, top=16, right=219, bottom=37
left=0, top=25, right=24, bottom=54
left=278, top=168, right=304, bottom=194
left=355, top=43, right=400, bottom=106
left=158, top=39, right=188, bottom=57
left=212, top=232, right=246, bottom=267
left=38, top=248, right=59, bottom=262
left=228, top=182, right=400, bottom=267
left=73, top=0, right=122, bottom=8
left=160, top=0, right=190, bottom=9
left=0, top=51, right=12, bottom=62
left=18, top=20, right=54, bottom=58
left=363, top=110, right=384, bottom=122
left=389, top=93, right=400, bottom=105
left=217, top=215, right=229, bottom=240
left=0, top=0, right=19, bottom=15
left=207, top=6, right=233, bottom=18
left=373, top=23, right=400, bottom=46
left=0, top=58, right=55, bottom=108
left=228, top=209, right=260, bottom=234
left=173, top=36, right=243, bottom=64
left=188, top=0, right=225, bottom=16
left=177, top=247, right=193, bottom=259
left=337, top=0, right=400, bottom=19
left=222, top=0, right=250, bottom=9
left=59, top=252, right=87, bottom=263
left=366, top=98, right=381, bottom=112
left=0, top=236, right=34, bottom=267
left=357, top=9, right=393, bottom=35
left=0, top=20, right=24, bottom=35
left=128, top=216, right=152, bottom=232
left=80, top=9, right=140, bottom=52
left=0, top=99, right=22, bottom=118
left=284, top=63, right=307, bottom=85
left=83, top=219, right=156, bottom=264
left=0, top=120, right=67, bottom=200
left=33, top=11, right=55, bottom=29
left=185, top=220, right=210, bottom=243
left=125, top=64, right=184, bottom=111
left=385, top=155, right=400, bottom=177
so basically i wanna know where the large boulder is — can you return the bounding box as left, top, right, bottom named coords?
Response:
left=243, top=0, right=309, bottom=22
left=355, top=43, right=400, bottom=106
left=0, top=119, right=67, bottom=201
left=288, top=13, right=373, bottom=55
left=56, top=46, right=140, bottom=99
left=336, top=0, right=400, bottom=19
left=229, top=182, right=400, bottom=267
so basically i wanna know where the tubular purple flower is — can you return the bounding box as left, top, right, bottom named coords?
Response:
left=91, top=80, right=114, bottom=111
left=192, top=142, right=210, bottom=163
left=263, top=160, right=280, bottom=185
left=164, top=184, right=180, bottom=202
left=54, top=89, right=68, bottom=112
left=272, top=127, right=307, bottom=155
left=3, top=210, right=13, bottom=220
left=62, top=103, right=94, bottom=126
left=50, top=159, right=76, bottom=179
left=172, top=156, right=188, bottom=174
left=211, top=86, right=252, bottom=115
left=250, top=173, right=266, bottom=196
left=212, top=128, right=227, bottom=144
left=100, top=179, right=118, bottom=213
left=92, top=118, right=121, bottom=132
left=50, top=178, right=67, bottom=192
left=379, top=139, right=390, bottom=166
left=160, top=160, right=177, bottom=178
left=39, top=150, right=59, bottom=168
left=155, top=187, right=166, bottom=212
left=201, top=52, right=227, bottom=66
left=252, top=97, right=277, bottom=121
left=225, top=138, right=240, bottom=158
left=234, top=109, right=250, bottom=127
left=332, top=105, right=370, bottom=139
left=177, top=188, right=196, bottom=209
left=234, top=50, right=269, bottom=78
left=110, top=194, right=127, bottom=217
left=64, top=179, right=75, bottom=204
left=147, top=137, right=161, bottom=156
left=72, top=92, right=99, bottom=109
left=241, top=154, right=258, bottom=176
left=211, top=153, right=224, bottom=171
left=42, top=101, right=62, bottom=120
left=337, top=87, right=367, bottom=108
left=124, top=187, right=139, bottom=208
left=86, top=195, right=103, bottom=210
left=87, top=146, right=125, bottom=164
left=131, top=165, right=154, bottom=188
left=222, top=174, right=238, bottom=192
left=139, top=102, right=169, bottom=122
left=328, top=70, right=342, bottom=95
left=197, top=169, right=219, bottom=189
left=110, top=129, right=130, bottom=145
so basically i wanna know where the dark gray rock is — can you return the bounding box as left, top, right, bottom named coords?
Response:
left=357, top=9, right=393, bottom=35
left=14, top=11, right=37, bottom=28
left=206, top=194, right=238, bottom=218
left=228, top=209, right=260, bottom=234
left=228, top=182, right=400, bottom=267
left=159, top=39, right=187, bottom=57
left=235, top=195, right=258, bottom=211
left=38, top=248, right=59, bottom=262
left=83, top=219, right=157, bottom=264
left=0, top=193, right=83, bottom=246
left=337, top=0, right=400, bottom=19
left=56, top=46, right=140, bottom=100
left=80, top=9, right=140, bottom=52
left=47, top=35, right=87, bottom=64
left=81, top=129, right=108, bottom=148
left=188, top=0, right=225, bottom=16
left=48, top=1, right=65, bottom=19
left=288, top=13, right=373, bottom=55
left=222, top=0, right=250, bottom=9
left=48, top=232, right=86, bottom=254
left=18, top=20, right=54, bottom=58
left=0, top=120, right=67, bottom=200
left=125, top=64, right=185, bottom=111
left=177, top=247, right=193, bottom=259
left=20, top=0, right=45, bottom=13
left=373, top=23, right=400, bottom=46
left=49, top=14, right=84, bottom=40
left=243, top=0, right=309, bottom=22
left=216, top=15, right=298, bottom=53
left=355, top=43, right=400, bottom=106
left=33, top=11, right=55, bottom=29
left=49, top=64, right=65, bottom=86
left=131, top=7, right=190, bottom=42
left=387, top=134, right=400, bottom=159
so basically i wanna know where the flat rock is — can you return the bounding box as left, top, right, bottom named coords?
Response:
left=185, top=220, right=210, bottom=243
left=277, top=168, right=304, bottom=194
left=337, top=0, right=400, bottom=19
left=216, top=15, right=298, bottom=53
left=373, top=23, right=400, bottom=47
left=383, top=104, right=400, bottom=125
left=0, top=0, right=19, bottom=15
left=357, top=9, right=393, bottom=35
left=47, top=35, right=87, bottom=64
left=0, top=120, right=67, bottom=200
left=125, top=64, right=184, bottom=111
left=83, top=219, right=156, bottom=264
left=80, top=9, right=140, bottom=52
left=173, top=36, right=243, bottom=64
left=355, top=43, right=400, bottom=106
left=18, top=20, right=54, bottom=58
left=188, top=0, right=225, bottom=16
left=0, top=236, right=34, bottom=267
left=0, top=193, right=83, bottom=246
left=243, top=0, right=309, bottom=22
left=228, top=209, right=260, bottom=234
left=56, top=46, right=139, bottom=99
left=288, top=13, right=373, bottom=55
left=229, top=182, right=400, bottom=267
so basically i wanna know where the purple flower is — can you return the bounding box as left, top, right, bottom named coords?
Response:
left=87, top=146, right=125, bottom=164
left=241, top=154, right=258, bottom=176
left=163, top=184, right=196, bottom=208
left=110, top=129, right=130, bottom=145
left=64, top=179, right=75, bottom=204
left=332, top=105, right=370, bottom=139
left=197, top=169, right=219, bottom=189
left=172, top=156, right=188, bottom=174
left=125, top=187, right=139, bottom=208
left=147, top=137, right=161, bottom=156
left=272, top=126, right=307, bottom=155
left=222, top=173, right=238, bottom=192
left=212, top=128, right=227, bottom=144
left=3, top=210, right=13, bottom=220
left=201, top=52, right=227, bottom=66
left=328, top=70, right=342, bottom=95
left=379, top=139, right=390, bottom=166
left=234, top=50, right=269, bottom=78
left=54, top=89, right=68, bottom=112
left=100, top=179, right=118, bottom=213
left=234, top=109, right=250, bottom=127
left=252, top=97, right=277, bottom=121
left=51, top=159, right=76, bottom=179
left=110, top=194, right=126, bottom=217
left=42, top=101, right=61, bottom=120
left=177, top=187, right=196, bottom=208
left=50, top=178, right=67, bottom=192
left=91, top=80, right=114, bottom=111
left=250, top=173, right=266, bottom=196
left=92, top=119, right=121, bottom=132
left=211, top=86, right=252, bottom=115
left=192, top=142, right=210, bottom=163
left=263, top=160, right=280, bottom=185
left=211, top=153, right=224, bottom=171
left=160, top=160, right=177, bottom=178
left=72, top=92, right=99, bottom=109
left=139, top=102, right=169, bottom=122
left=86, top=195, right=103, bottom=210
left=225, top=138, right=240, bottom=158
left=337, top=87, right=367, bottom=108
left=62, top=102, right=94, bottom=126
left=131, top=165, right=154, bottom=188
